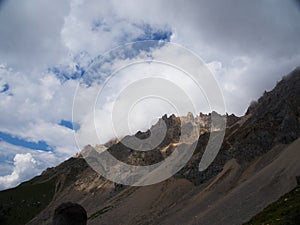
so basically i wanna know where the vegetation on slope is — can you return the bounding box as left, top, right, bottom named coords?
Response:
left=244, top=181, right=300, bottom=225
left=0, top=178, right=56, bottom=225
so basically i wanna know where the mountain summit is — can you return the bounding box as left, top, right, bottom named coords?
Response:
left=0, top=68, right=299, bottom=225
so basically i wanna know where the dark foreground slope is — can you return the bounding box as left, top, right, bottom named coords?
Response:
left=0, top=157, right=91, bottom=225
left=244, top=181, right=300, bottom=225
left=0, top=68, right=299, bottom=225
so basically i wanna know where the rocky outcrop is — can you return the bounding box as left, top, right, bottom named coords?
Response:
left=178, top=68, right=300, bottom=185
left=230, top=68, right=300, bottom=163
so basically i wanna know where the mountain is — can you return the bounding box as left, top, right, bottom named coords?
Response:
left=0, top=68, right=299, bottom=225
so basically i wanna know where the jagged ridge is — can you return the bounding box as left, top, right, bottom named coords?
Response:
left=0, top=68, right=299, bottom=225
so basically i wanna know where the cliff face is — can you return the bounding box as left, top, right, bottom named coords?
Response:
left=0, top=68, right=299, bottom=225
left=232, top=69, right=300, bottom=162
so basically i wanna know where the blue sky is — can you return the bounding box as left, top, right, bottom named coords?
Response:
left=0, top=0, right=299, bottom=190
left=0, top=131, right=52, bottom=151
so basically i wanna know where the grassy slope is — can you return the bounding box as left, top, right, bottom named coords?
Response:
left=0, top=178, right=56, bottom=225
left=0, top=157, right=90, bottom=225
left=244, top=183, right=300, bottom=225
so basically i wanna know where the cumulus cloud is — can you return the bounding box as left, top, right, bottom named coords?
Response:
left=0, top=65, right=77, bottom=129
left=0, top=0, right=299, bottom=189
left=0, top=141, right=65, bottom=190
left=60, top=0, right=300, bottom=114
left=0, top=153, right=42, bottom=189
left=103, top=0, right=300, bottom=114
left=73, top=43, right=214, bottom=148
left=0, top=64, right=79, bottom=190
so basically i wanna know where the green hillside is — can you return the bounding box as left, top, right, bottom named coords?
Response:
left=0, top=178, right=56, bottom=225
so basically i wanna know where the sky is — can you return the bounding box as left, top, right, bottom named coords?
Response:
left=0, top=0, right=299, bottom=190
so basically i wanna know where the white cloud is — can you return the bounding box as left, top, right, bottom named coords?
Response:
left=0, top=0, right=71, bottom=71
left=0, top=153, right=39, bottom=190
left=74, top=43, right=216, bottom=148
left=0, top=141, right=66, bottom=190
left=61, top=0, right=170, bottom=58
left=0, top=0, right=299, bottom=190
left=0, top=152, right=52, bottom=190
left=0, top=65, right=78, bottom=131
left=0, top=65, right=79, bottom=181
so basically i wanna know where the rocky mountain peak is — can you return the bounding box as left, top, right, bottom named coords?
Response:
left=0, top=68, right=300, bottom=225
